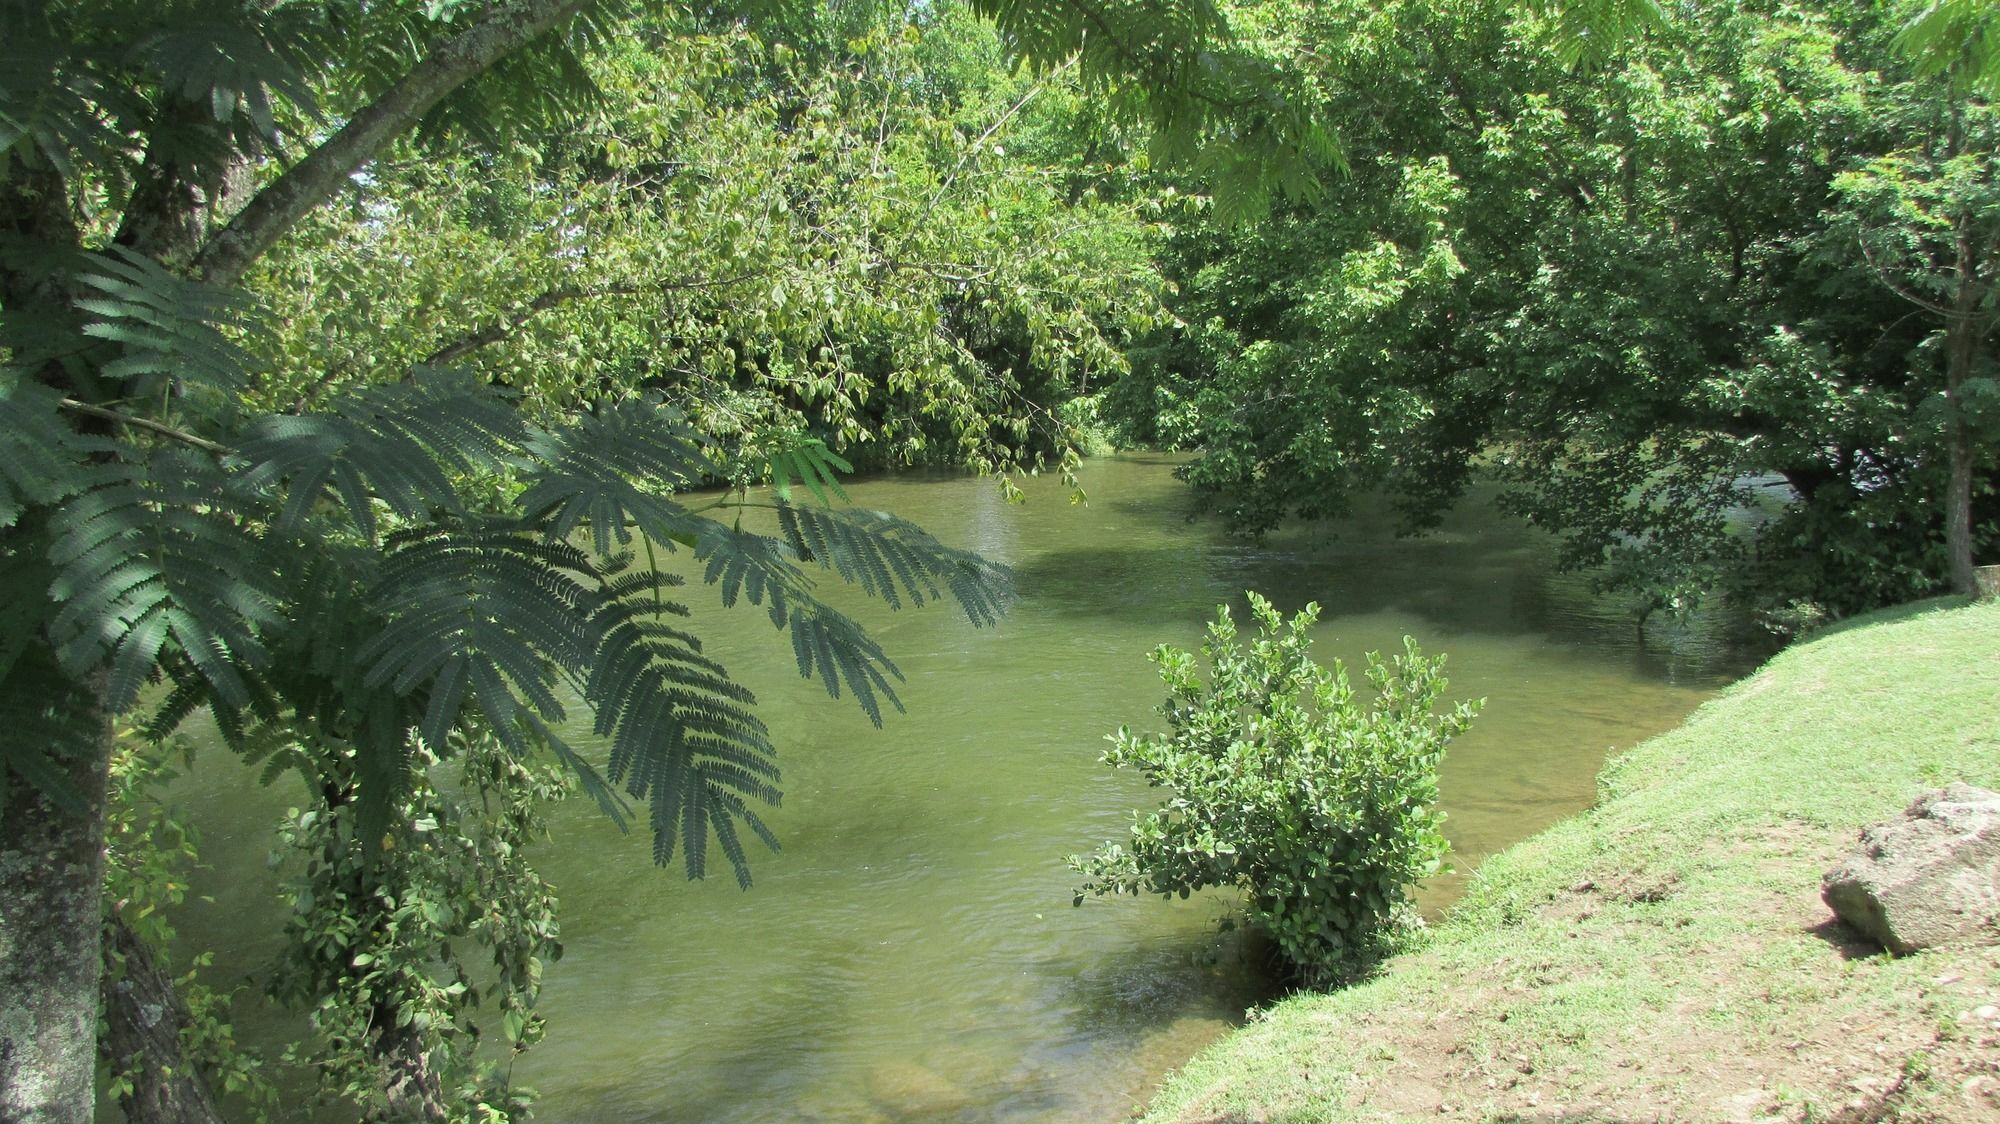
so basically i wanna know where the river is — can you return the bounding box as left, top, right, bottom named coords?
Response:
left=159, top=454, right=1758, bottom=1121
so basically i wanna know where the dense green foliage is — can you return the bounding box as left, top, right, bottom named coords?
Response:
left=266, top=727, right=567, bottom=1119
left=1068, top=594, right=1479, bottom=988
left=1107, top=0, right=2000, bottom=618
left=247, top=13, right=1173, bottom=484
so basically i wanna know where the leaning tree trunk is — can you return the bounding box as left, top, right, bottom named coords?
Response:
left=101, top=915, right=225, bottom=1124
left=0, top=665, right=114, bottom=1124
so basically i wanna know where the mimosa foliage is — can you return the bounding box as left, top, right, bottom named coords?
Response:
left=6, top=256, right=1012, bottom=887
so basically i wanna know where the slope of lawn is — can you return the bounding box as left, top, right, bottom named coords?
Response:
left=1147, top=596, right=2000, bottom=1123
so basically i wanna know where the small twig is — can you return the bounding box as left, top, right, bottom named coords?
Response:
left=909, top=57, right=1077, bottom=236
left=58, top=398, right=233, bottom=455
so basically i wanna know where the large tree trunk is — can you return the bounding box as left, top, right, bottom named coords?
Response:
left=101, top=916, right=225, bottom=1124
left=0, top=674, right=113, bottom=1124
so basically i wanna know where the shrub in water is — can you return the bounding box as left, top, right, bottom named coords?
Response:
left=1067, top=593, right=1480, bottom=988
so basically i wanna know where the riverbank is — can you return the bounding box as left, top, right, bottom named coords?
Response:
left=1144, top=596, right=2000, bottom=1122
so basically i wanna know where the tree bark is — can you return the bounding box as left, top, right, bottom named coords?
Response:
left=113, top=100, right=228, bottom=272
left=1944, top=298, right=1978, bottom=596
left=0, top=671, right=113, bottom=1124
left=193, top=0, right=594, bottom=288
left=1945, top=203, right=1981, bottom=596
left=100, top=916, right=224, bottom=1124
left=375, top=1018, right=449, bottom=1124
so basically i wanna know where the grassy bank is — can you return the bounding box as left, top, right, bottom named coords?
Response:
left=1145, top=597, right=2000, bottom=1123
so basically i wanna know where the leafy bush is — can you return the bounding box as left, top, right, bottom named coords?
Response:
left=1067, top=593, right=1480, bottom=987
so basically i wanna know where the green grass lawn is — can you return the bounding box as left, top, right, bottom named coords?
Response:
left=1145, top=596, right=2000, bottom=1123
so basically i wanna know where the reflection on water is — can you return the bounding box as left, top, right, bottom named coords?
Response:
left=161, top=455, right=1756, bottom=1122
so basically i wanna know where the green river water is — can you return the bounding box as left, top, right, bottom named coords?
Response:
left=161, top=454, right=1759, bottom=1122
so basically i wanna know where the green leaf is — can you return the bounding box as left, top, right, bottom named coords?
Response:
left=516, top=394, right=711, bottom=554
left=75, top=247, right=261, bottom=396
left=361, top=524, right=592, bottom=750
left=0, top=376, right=90, bottom=528
left=240, top=372, right=524, bottom=541
left=46, top=449, right=280, bottom=712
left=774, top=502, right=1013, bottom=625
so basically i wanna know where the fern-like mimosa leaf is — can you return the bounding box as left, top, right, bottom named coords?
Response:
left=586, top=576, right=779, bottom=880
left=46, top=450, right=278, bottom=712
left=0, top=376, right=89, bottom=528
left=362, top=524, right=592, bottom=739
left=774, top=503, right=1014, bottom=626
left=0, top=643, right=98, bottom=822
left=75, top=246, right=260, bottom=396
left=517, top=394, right=710, bottom=554
left=240, top=374, right=524, bottom=538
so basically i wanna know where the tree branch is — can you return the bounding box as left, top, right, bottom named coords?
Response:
left=424, top=285, right=609, bottom=367
left=420, top=273, right=759, bottom=368
left=192, top=0, right=594, bottom=287
left=58, top=400, right=232, bottom=456
left=912, top=57, right=1074, bottom=235
left=1858, top=236, right=1957, bottom=318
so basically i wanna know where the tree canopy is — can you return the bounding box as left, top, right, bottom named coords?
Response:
left=1104, top=0, right=1999, bottom=618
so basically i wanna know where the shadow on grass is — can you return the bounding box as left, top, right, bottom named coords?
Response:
left=1804, top=915, right=1890, bottom=962
left=1802, top=595, right=1976, bottom=645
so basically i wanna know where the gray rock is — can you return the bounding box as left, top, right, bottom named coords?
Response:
left=1976, top=564, right=2000, bottom=602
left=1822, top=784, right=2000, bottom=955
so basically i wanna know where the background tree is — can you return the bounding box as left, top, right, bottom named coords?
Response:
left=1828, top=44, right=2000, bottom=595
left=1105, top=0, right=1998, bottom=618
left=247, top=12, right=1170, bottom=484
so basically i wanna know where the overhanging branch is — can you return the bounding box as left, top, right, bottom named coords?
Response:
left=421, top=273, right=759, bottom=367
left=192, top=0, right=595, bottom=288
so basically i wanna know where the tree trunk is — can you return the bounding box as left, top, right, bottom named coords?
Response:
left=1943, top=394, right=1975, bottom=596
left=1945, top=216, right=1981, bottom=597
left=101, top=916, right=224, bottom=1124
left=375, top=1017, right=449, bottom=1124
left=0, top=679, right=113, bottom=1124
